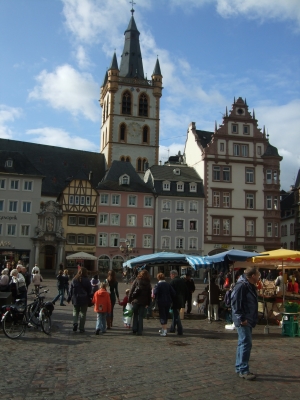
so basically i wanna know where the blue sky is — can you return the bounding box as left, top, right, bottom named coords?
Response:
left=1, top=0, right=299, bottom=190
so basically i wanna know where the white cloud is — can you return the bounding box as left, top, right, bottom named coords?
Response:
left=75, top=45, right=92, bottom=69
left=0, top=105, right=22, bottom=139
left=28, top=64, right=99, bottom=121
left=26, top=127, right=98, bottom=151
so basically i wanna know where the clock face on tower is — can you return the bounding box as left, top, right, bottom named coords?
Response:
left=237, top=108, right=244, bottom=115
left=128, top=122, right=141, bottom=138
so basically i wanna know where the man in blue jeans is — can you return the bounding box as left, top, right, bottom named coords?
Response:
left=169, top=270, right=187, bottom=335
left=231, top=266, right=259, bottom=381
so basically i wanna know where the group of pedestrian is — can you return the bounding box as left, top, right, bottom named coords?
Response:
left=0, top=260, right=31, bottom=304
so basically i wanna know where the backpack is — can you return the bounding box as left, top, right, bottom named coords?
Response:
left=224, top=289, right=232, bottom=307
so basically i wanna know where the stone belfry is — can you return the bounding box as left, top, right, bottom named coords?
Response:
left=99, top=6, right=163, bottom=173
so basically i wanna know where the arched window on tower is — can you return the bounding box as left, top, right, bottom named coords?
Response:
left=106, top=95, right=109, bottom=120
left=137, top=158, right=142, bottom=172
left=120, top=156, right=125, bottom=162
left=142, top=126, right=149, bottom=143
left=139, top=94, right=148, bottom=117
left=126, top=157, right=130, bottom=162
left=142, top=158, right=148, bottom=171
left=103, top=102, right=106, bottom=122
left=122, top=91, right=131, bottom=115
left=119, top=123, right=126, bottom=142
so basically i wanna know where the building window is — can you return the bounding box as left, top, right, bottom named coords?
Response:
left=120, top=175, right=129, bottom=185
left=267, top=222, right=272, bottom=237
left=10, top=180, right=19, bottom=190
left=122, top=91, right=131, bottom=115
left=243, top=125, right=249, bottom=135
left=127, top=215, right=136, bottom=226
left=176, top=237, right=184, bottom=249
left=273, top=196, right=278, bottom=210
left=176, top=220, right=184, bottom=230
left=24, top=181, right=33, bottom=191
left=9, top=201, right=18, bottom=212
left=177, top=182, right=184, bottom=192
left=176, top=200, right=185, bottom=212
left=100, top=194, right=109, bottom=205
left=86, top=196, right=91, bottom=206
left=144, top=216, right=153, bottom=227
left=162, top=219, right=170, bottom=230
left=69, top=195, right=74, bottom=205
left=68, top=216, right=76, bottom=225
left=87, top=217, right=96, bottom=226
left=75, top=196, right=79, bottom=205
left=189, top=183, right=197, bottom=192
left=162, top=200, right=171, bottom=212
left=20, top=225, right=30, bottom=236
left=223, top=219, right=230, bottom=235
left=67, top=234, right=76, bottom=244
left=246, top=220, right=255, bottom=237
left=110, top=233, right=119, bottom=247
left=223, top=192, right=230, bottom=208
left=213, top=165, right=231, bottom=182
left=266, top=170, right=272, bottom=184
left=246, top=168, right=254, bottom=183
left=87, top=235, right=95, bottom=245
left=234, top=144, right=248, bottom=157
left=99, top=214, right=108, bottom=225
left=139, top=94, right=148, bottom=117
left=0, top=179, right=6, bottom=189
left=98, top=233, right=107, bottom=247
left=275, top=223, right=279, bottom=237
left=144, top=197, right=153, bottom=207
left=257, top=146, right=262, bottom=156
left=189, top=237, right=197, bottom=249
left=78, top=216, right=86, bottom=226
left=126, top=234, right=136, bottom=247
left=266, top=196, right=272, bottom=210
left=290, top=223, right=294, bottom=235
left=273, top=170, right=278, bottom=184
left=0, top=200, right=3, bottom=212
left=232, top=124, right=238, bottom=134
left=189, top=221, right=197, bottom=231
left=142, top=126, right=148, bottom=143
left=80, top=196, right=85, bottom=205
left=128, top=195, right=137, bottom=206
left=110, top=214, right=120, bottom=225
left=189, top=201, right=198, bottom=212
left=213, top=191, right=220, bottom=207
left=22, top=201, right=31, bottom=213
left=246, top=193, right=255, bottom=209
left=120, top=123, right=126, bottom=141
left=162, top=236, right=170, bottom=249
left=213, top=219, right=220, bottom=235
left=77, top=235, right=85, bottom=245
left=7, top=224, right=16, bottom=236
left=112, top=195, right=120, bottom=205
left=220, top=142, right=225, bottom=152
left=143, top=235, right=152, bottom=248
left=163, top=181, right=170, bottom=191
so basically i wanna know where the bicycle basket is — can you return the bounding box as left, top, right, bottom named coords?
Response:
left=44, top=302, right=54, bottom=316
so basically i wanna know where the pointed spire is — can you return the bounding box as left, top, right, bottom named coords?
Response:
left=234, top=96, right=236, bottom=103
left=119, top=12, right=144, bottom=79
left=153, top=58, right=161, bottom=75
left=101, top=69, right=108, bottom=87
left=253, top=109, right=255, bottom=119
left=225, top=106, right=228, bottom=117
left=109, top=52, right=118, bottom=70
left=215, top=121, right=217, bottom=133
left=245, top=98, right=247, bottom=106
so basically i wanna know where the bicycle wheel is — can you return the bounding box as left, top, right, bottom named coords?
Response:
left=27, top=303, right=40, bottom=327
left=40, top=308, right=51, bottom=335
left=2, top=312, right=26, bottom=339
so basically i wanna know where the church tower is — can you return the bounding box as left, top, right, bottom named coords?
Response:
left=100, top=8, right=163, bottom=172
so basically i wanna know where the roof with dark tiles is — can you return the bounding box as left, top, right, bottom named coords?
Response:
left=0, top=151, right=44, bottom=177
left=262, top=143, right=282, bottom=158
left=97, top=160, right=153, bottom=193
left=195, top=130, right=214, bottom=148
left=146, top=165, right=205, bottom=197
left=0, top=138, right=106, bottom=197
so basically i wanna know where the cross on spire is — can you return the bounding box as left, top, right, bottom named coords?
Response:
left=130, top=0, right=136, bottom=15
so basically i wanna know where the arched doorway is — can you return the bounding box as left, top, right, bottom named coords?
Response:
left=98, top=255, right=110, bottom=274
left=44, top=245, right=55, bottom=270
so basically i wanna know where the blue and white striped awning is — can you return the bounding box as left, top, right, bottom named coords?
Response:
left=185, top=255, right=213, bottom=270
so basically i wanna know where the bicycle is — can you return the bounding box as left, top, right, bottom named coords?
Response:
left=1, top=290, right=54, bottom=339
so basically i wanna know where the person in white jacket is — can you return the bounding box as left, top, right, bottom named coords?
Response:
left=32, top=271, right=43, bottom=294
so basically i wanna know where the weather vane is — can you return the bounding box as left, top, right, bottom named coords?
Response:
left=130, top=0, right=136, bottom=15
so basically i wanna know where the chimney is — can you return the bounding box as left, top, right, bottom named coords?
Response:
left=89, top=171, right=93, bottom=181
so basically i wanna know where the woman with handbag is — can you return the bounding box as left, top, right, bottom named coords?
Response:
left=67, top=267, right=92, bottom=333
left=105, top=270, right=120, bottom=329
left=128, top=269, right=152, bottom=336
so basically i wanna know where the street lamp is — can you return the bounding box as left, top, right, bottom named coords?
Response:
left=119, top=239, right=133, bottom=258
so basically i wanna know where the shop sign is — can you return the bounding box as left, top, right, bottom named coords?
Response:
left=243, top=245, right=257, bottom=250
left=76, top=247, right=95, bottom=252
left=0, top=241, right=12, bottom=247
left=214, top=244, right=229, bottom=249
left=0, top=215, right=17, bottom=221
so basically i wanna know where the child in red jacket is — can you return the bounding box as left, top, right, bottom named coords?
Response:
left=92, top=282, right=112, bottom=335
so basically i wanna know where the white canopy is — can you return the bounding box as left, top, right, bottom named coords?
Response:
left=66, top=251, right=97, bottom=260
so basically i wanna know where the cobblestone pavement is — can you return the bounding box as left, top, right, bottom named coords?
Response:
left=1, top=278, right=300, bottom=399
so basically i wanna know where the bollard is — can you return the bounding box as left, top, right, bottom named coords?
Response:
left=264, top=325, right=270, bottom=334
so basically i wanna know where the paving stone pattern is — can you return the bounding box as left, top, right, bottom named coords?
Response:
left=1, top=278, right=300, bottom=399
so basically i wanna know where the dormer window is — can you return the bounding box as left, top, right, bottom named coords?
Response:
left=189, top=182, right=197, bottom=192
left=163, top=181, right=170, bottom=191
left=5, top=159, right=13, bottom=168
left=177, top=182, right=184, bottom=192
left=119, top=174, right=129, bottom=185
left=173, top=168, right=180, bottom=176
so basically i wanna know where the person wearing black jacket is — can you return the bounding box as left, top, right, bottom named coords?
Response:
left=67, top=267, right=92, bottom=333
left=153, top=273, right=175, bottom=336
left=52, top=270, right=67, bottom=306
left=169, top=270, right=187, bottom=335
left=128, top=269, right=151, bottom=336
left=185, top=272, right=195, bottom=314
